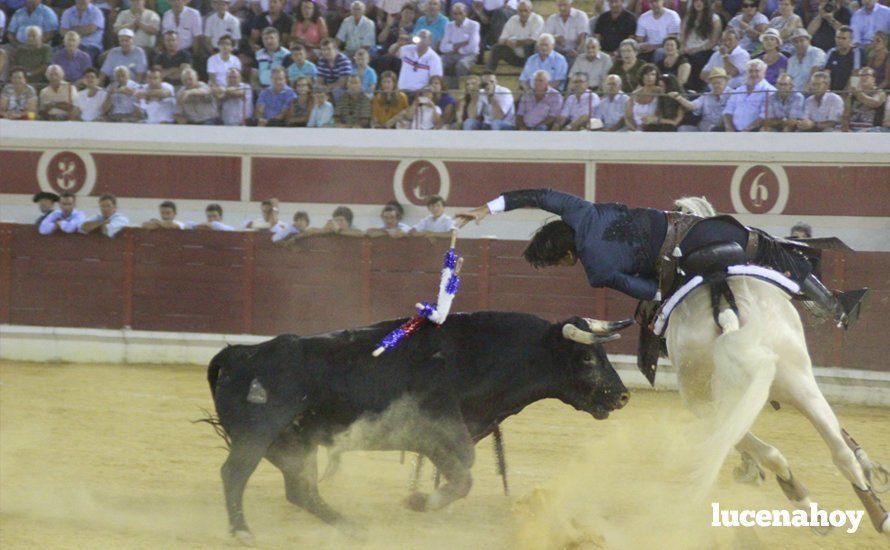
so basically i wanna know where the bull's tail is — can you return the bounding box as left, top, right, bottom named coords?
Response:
left=200, top=347, right=231, bottom=446
left=691, top=283, right=777, bottom=499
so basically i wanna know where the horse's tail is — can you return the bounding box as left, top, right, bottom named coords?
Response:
left=691, top=281, right=777, bottom=497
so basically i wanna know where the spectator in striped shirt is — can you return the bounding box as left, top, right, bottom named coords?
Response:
left=316, top=37, right=353, bottom=98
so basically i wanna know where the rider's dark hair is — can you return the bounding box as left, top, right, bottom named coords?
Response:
left=523, top=220, right=576, bottom=268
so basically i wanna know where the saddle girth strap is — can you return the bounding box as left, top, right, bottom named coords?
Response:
left=656, top=212, right=702, bottom=299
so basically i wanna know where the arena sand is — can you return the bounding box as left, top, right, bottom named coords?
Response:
left=1, top=361, right=888, bottom=549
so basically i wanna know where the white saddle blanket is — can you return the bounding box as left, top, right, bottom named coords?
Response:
left=653, top=265, right=802, bottom=335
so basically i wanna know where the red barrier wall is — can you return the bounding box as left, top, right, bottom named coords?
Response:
left=2, top=223, right=887, bottom=371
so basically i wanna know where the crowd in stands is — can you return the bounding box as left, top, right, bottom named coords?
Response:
left=32, top=190, right=458, bottom=240
left=1, top=0, right=888, bottom=130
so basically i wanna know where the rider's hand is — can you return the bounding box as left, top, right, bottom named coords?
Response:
left=455, top=205, right=491, bottom=228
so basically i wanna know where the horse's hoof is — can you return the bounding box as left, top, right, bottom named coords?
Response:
left=732, top=453, right=765, bottom=486
left=810, top=524, right=832, bottom=537
left=403, top=491, right=428, bottom=512
left=232, top=529, right=255, bottom=547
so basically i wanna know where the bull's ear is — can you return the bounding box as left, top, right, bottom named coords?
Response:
left=583, top=318, right=634, bottom=335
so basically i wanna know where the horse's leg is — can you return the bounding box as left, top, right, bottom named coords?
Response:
left=265, top=427, right=345, bottom=526
left=735, top=432, right=812, bottom=508
left=782, top=373, right=890, bottom=535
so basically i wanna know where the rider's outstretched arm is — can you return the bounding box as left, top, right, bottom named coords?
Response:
left=457, top=189, right=592, bottom=227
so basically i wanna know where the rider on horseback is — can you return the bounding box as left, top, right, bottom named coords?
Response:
left=456, top=189, right=868, bottom=379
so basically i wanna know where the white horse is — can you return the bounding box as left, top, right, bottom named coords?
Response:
left=666, top=197, right=890, bottom=537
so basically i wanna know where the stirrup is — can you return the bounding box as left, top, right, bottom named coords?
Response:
left=836, top=288, right=869, bottom=330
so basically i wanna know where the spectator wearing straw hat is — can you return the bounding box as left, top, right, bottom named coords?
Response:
left=755, top=28, right=787, bottom=86
left=675, top=66, right=729, bottom=131
left=786, top=27, right=826, bottom=92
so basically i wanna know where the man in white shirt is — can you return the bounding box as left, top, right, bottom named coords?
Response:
left=411, top=195, right=456, bottom=236
left=137, top=67, right=176, bottom=123
left=162, top=0, right=203, bottom=53
left=554, top=71, right=599, bottom=130
left=113, top=0, right=161, bottom=51
left=80, top=194, right=131, bottom=238
left=39, top=192, right=86, bottom=235
left=397, top=29, right=443, bottom=92
left=439, top=3, right=480, bottom=89
left=488, top=0, right=543, bottom=70
left=203, top=0, right=241, bottom=51
left=723, top=58, right=776, bottom=132
left=597, top=74, right=628, bottom=131
left=142, top=201, right=186, bottom=230
left=633, top=0, right=680, bottom=62
left=74, top=68, right=107, bottom=121
left=476, top=71, right=515, bottom=130
left=206, top=34, right=241, bottom=86
left=336, top=1, right=376, bottom=57
left=188, top=204, right=235, bottom=231
left=543, top=0, right=588, bottom=64
left=272, top=211, right=311, bottom=243
left=701, top=28, right=750, bottom=89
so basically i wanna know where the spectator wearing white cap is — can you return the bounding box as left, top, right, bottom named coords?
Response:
left=786, top=27, right=826, bottom=92
left=204, top=0, right=242, bottom=51
left=114, top=0, right=161, bottom=52
left=754, top=28, right=787, bottom=85
left=101, top=28, right=149, bottom=83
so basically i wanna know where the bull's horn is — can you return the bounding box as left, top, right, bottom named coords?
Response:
left=562, top=324, right=598, bottom=344
left=583, top=318, right=634, bottom=335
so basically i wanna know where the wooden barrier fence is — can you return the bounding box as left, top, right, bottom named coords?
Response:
left=1, top=223, right=887, bottom=371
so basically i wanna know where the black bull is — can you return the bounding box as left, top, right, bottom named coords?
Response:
left=208, top=311, right=632, bottom=540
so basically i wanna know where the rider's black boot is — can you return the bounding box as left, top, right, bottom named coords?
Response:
left=800, top=274, right=868, bottom=330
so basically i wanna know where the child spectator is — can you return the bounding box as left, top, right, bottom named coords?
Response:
left=307, top=86, right=335, bottom=126
left=80, top=194, right=131, bottom=238
left=334, top=73, right=371, bottom=127
left=142, top=200, right=185, bottom=229
left=272, top=211, right=311, bottom=243
left=366, top=203, right=410, bottom=237
left=189, top=204, right=235, bottom=231
left=286, top=44, right=317, bottom=85
left=206, top=34, right=242, bottom=87
left=39, top=192, right=85, bottom=235
left=352, top=48, right=377, bottom=98
left=321, top=206, right=364, bottom=236
left=411, top=195, right=455, bottom=236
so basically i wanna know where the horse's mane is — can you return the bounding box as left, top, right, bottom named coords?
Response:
left=674, top=196, right=716, bottom=217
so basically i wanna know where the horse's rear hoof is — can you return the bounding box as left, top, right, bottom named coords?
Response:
left=232, top=529, right=256, bottom=547
left=403, top=491, right=428, bottom=512
left=810, top=524, right=832, bottom=537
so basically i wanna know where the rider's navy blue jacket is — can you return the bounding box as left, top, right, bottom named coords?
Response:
left=503, top=189, right=667, bottom=301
